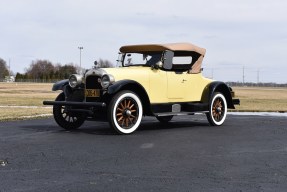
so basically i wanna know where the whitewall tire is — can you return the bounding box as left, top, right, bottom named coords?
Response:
left=206, top=92, right=227, bottom=126
left=108, top=91, right=143, bottom=134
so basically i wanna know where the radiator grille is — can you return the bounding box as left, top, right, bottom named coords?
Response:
left=85, top=75, right=101, bottom=102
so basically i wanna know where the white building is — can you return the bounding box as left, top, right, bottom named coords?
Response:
left=4, top=76, right=15, bottom=82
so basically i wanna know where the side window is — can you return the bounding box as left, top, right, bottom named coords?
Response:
left=172, top=56, right=192, bottom=65
left=124, top=53, right=145, bottom=66
left=123, top=53, right=163, bottom=67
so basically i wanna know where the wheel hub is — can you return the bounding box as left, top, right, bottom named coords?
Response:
left=216, top=107, right=222, bottom=113
left=124, top=109, right=132, bottom=117
left=115, top=97, right=139, bottom=128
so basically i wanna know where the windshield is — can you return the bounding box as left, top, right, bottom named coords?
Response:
left=121, top=52, right=162, bottom=67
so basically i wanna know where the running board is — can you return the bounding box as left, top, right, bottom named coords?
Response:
left=151, top=103, right=209, bottom=114
left=154, top=111, right=209, bottom=117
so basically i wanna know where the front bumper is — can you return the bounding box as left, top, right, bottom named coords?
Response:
left=43, top=101, right=106, bottom=108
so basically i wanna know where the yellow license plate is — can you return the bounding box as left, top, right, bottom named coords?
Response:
left=85, top=89, right=100, bottom=97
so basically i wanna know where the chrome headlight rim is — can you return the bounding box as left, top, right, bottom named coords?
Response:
left=69, top=74, right=83, bottom=88
left=101, top=74, right=115, bottom=89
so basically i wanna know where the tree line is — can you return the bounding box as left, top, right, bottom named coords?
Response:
left=0, top=57, right=113, bottom=82
left=226, top=82, right=287, bottom=87
left=16, top=60, right=78, bottom=81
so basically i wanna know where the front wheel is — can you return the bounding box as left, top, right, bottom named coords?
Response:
left=53, top=92, right=85, bottom=130
left=108, top=91, right=143, bottom=134
left=206, top=92, right=227, bottom=126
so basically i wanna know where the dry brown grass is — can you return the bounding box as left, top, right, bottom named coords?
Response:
left=0, top=83, right=286, bottom=121
left=0, top=83, right=58, bottom=106
left=0, top=83, right=58, bottom=121
left=232, top=87, right=287, bottom=112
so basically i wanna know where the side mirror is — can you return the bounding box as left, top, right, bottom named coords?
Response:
left=163, top=50, right=174, bottom=70
left=155, top=61, right=163, bottom=69
left=151, top=61, right=163, bottom=70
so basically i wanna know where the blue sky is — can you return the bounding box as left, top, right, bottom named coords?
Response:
left=1, top=0, right=287, bottom=83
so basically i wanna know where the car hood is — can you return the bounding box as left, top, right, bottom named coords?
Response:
left=102, top=66, right=151, bottom=83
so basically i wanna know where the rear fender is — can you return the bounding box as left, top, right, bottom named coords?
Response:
left=201, top=81, right=235, bottom=109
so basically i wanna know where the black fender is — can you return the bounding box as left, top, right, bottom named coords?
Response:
left=51, top=79, right=74, bottom=100
left=52, top=79, right=69, bottom=91
left=52, top=79, right=84, bottom=102
left=201, top=81, right=235, bottom=109
left=107, top=80, right=152, bottom=115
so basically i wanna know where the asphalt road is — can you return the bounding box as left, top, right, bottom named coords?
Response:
left=1, top=114, right=287, bottom=192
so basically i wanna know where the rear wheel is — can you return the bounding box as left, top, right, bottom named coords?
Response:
left=206, top=92, right=227, bottom=126
left=108, top=91, right=143, bottom=134
left=53, top=93, right=85, bottom=130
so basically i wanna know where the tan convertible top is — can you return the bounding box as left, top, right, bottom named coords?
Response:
left=120, top=42, right=206, bottom=56
left=120, top=43, right=206, bottom=74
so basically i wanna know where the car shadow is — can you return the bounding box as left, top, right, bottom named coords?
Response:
left=139, top=120, right=210, bottom=131
left=19, top=117, right=210, bottom=136
left=65, top=118, right=210, bottom=135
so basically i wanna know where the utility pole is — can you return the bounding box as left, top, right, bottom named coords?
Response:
left=8, top=59, right=10, bottom=76
left=78, top=46, right=83, bottom=69
left=257, top=69, right=260, bottom=84
left=242, top=66, right=245, bottom=85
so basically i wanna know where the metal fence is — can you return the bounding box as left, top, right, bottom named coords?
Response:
left=0, top=79, right=63, bottom=83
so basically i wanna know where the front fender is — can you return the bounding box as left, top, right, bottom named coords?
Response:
left=201, top=81, right=235, bottom=109
left=107, top=80, right=144, bottom=95
left=107, top=80, right=152, bottom=115
left=52, top=79, right=69, bottom=91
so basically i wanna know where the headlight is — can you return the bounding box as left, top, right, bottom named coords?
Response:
left=69, top=74, right=83, bottom=88
left=101, top=74, right=115, bottom=89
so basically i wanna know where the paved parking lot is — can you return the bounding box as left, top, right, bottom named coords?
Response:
left=1, top=114, right=287, bottom=191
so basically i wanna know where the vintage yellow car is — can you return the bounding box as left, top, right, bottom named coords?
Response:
left=43, top=43, right=240, bottom=134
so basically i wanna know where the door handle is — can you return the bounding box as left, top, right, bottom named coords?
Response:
left=182, top=79, right=187, bottom=83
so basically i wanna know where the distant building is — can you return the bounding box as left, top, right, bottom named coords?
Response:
left=4, top=76, right=15, bottom=82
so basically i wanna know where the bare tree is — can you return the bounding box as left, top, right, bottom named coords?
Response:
left=0, top=58, right=9, bottom=79
left=14, top=58, right=114, bottom=82
left=58, top=63, right=77, bottom=79
left=97, top=59, right=114, bottom=68
left=20, top=60, right=79, bottom=81
left=25, top=60, right=55, bottom=80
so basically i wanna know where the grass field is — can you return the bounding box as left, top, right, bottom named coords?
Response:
left=0, top=83, right=58, bottom=121
left=0, top=83, right=286, bottom=121
left=232, top=87, right=287, bottom=112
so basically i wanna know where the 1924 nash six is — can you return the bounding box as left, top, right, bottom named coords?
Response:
left=43, top=43, right=240, bottom=134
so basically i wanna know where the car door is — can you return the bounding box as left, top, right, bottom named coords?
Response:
left=149, top=69, right=168, bottom=103
left=167, top=71, right=189, bottom=101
